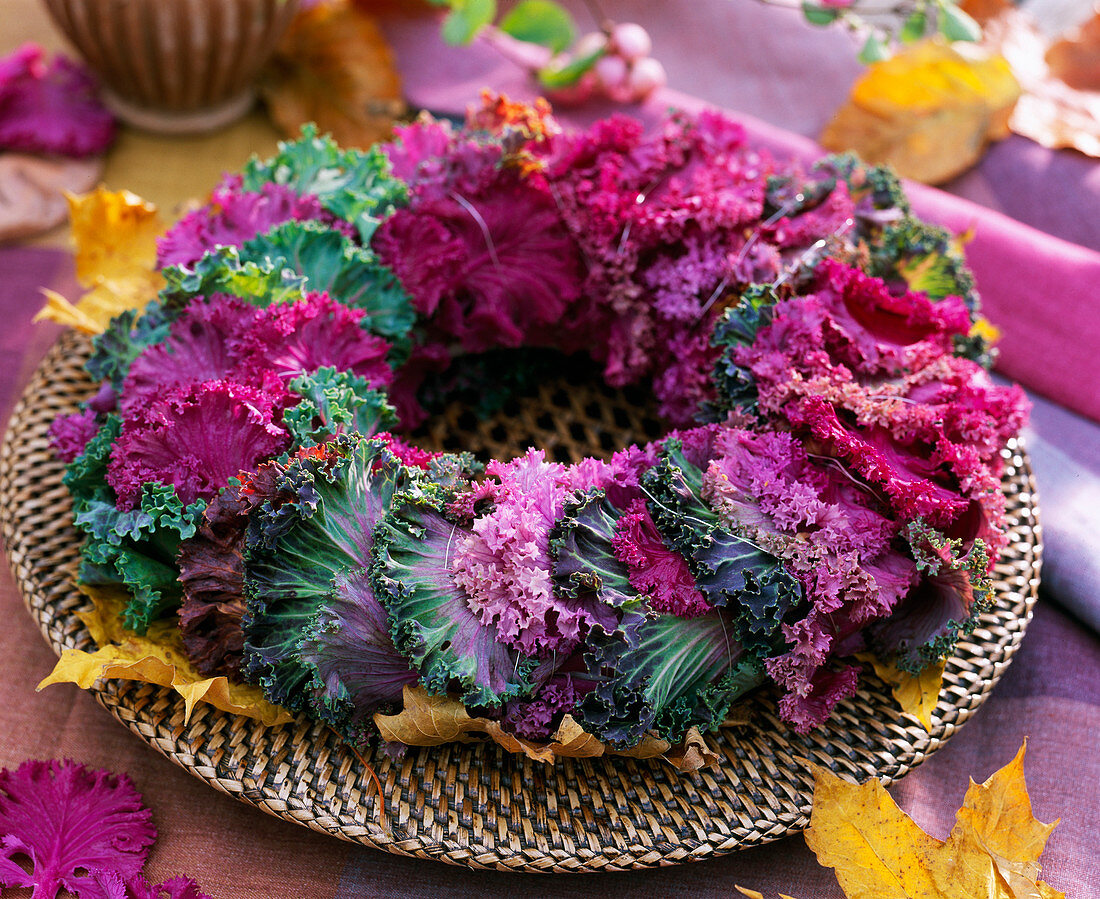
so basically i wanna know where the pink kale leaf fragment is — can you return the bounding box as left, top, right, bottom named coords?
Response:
left=49, top=408, right=101, bottom=463
left=0, top=44, right=115, bottom=157
left=126, top=873, right=213, bottom=899
left=156, top=175, right=353, bottom=269
left=0, top=759, right=155, bottom=899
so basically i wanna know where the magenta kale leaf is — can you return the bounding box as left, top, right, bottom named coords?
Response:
left=0, top=760, right=155, bottom=899
left=107, top=380, right=289, bottom=510
left=0, top=43, right=114, bottom=157
left=156, top=174, right=353, bottom=269
left=451, top=450, right=617, bottom=656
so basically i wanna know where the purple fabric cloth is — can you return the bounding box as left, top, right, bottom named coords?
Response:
left=1017, top=391, right=1100, bottom=633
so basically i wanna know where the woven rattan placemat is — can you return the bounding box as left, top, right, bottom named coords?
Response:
left=0, top=331, right=1042, bottom=873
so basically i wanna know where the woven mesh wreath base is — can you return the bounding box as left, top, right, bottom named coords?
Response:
left=0, top=331, right=1042, bottom=873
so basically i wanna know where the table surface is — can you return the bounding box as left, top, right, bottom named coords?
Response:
left=1, top=3, right=1098, bottom=897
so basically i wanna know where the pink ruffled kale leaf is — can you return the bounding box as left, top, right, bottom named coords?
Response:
left=119, top=294, right=265, bottom=422
left=82, top=870, right=212, bottom=899
left=0, top=759, right=155, bottom=898
left=373, top=479, right=540, bottom=708
left=49, top=408, right=101, bottom=463
left=451, top=450, right=617, bottom=656
left=156, top=174, right=353, bottom=269
left=611, top=498, right=710, bottom=618
left=776, top=663, right=861, bottom=734
left=241, top=291, right=393, bottom=390
left=0, top=43, right=114, bottom=157
left=502, top=675, right=579, bottom=741
left=107, top=380, right=290, bottom=510
left=374, top=168, right=583, bottom=354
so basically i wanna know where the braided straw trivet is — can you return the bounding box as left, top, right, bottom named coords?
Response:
left=0, top=331, right=1042, bottom=873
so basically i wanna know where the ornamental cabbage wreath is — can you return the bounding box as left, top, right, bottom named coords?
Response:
left=47, top=95, right=1028, bottom=766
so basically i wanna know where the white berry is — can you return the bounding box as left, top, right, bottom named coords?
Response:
left=594, top=53, right=629, bottom=91
left=628, top=57, right=667, bottom=100
left=611, top=23, right=652, bottom=62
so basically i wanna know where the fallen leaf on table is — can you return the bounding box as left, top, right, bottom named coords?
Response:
left=374, top=685, right=713, bottom=769
left=734, top=887, right=800, bottom=899
left=0, top=153, right=102, bottom=243
left=1046, top=12, right=1100, bottom=92
left=959, top=0, right=1012, bottom=25
left=261, top=0, right=405, bottom=149
left=981, top=8, right=1100, bottom=156
left=820, top=39, right=1021, bottom=184
left=37, top=584, right=292, bottom=727
left=33, top=187, right=164, bottom=333
left=804, top=741, right=1064, bottom=899
left=856, top=652, right=945, bottom=731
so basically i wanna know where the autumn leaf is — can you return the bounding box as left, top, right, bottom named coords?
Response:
left=34, top=188, right=164, bottom=333
left=950, top=744, right=1060, bottom=896
left=856, top=652, right=945, bottom=731
left=980, top=8, right=1100, bottom=157
left=820, top=39, right=1021, bottom=184
left=662, top=727, right=720, bottom=772
left=373, top=685, right=715, bottom=770
left=959, top=0, right=1012, bottom=26
left=261, top=0, right=405, bottom=149
left=38, top=584, right=292, bottom=727
left=804, top=742, right=1064, bottom=899
left=734, top=887, right=800, bottom=899
left=0, top=154, right=102, bottom=243
left=1045, top=13, right=1100, bottom=92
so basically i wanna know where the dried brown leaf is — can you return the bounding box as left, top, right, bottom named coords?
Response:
left=0, top=154, right=102, bottom=243
left=1046, top=13, right=1100, bottom=92
left=373, top=686, right=722, bottom=768
left=982, top=9, right=1100, bottom=156
left=662, top=726, right=720, bottom=772
left=261, top=0, right=405, bottom=149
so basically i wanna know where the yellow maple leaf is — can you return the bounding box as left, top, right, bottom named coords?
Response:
left=38, top=584, right=292, bottom=727
left=857, top=652, right=946, bottom=731
left=820, top=39, right=1021, bottom=184
left=34, top=188, right=165, bottom=334
left=804, top=742, right=1064, bottom=899
left=948, top=743, right=1060, bottom=897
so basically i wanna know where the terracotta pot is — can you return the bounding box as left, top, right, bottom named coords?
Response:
left=42, top=0, right=300, bottom=134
